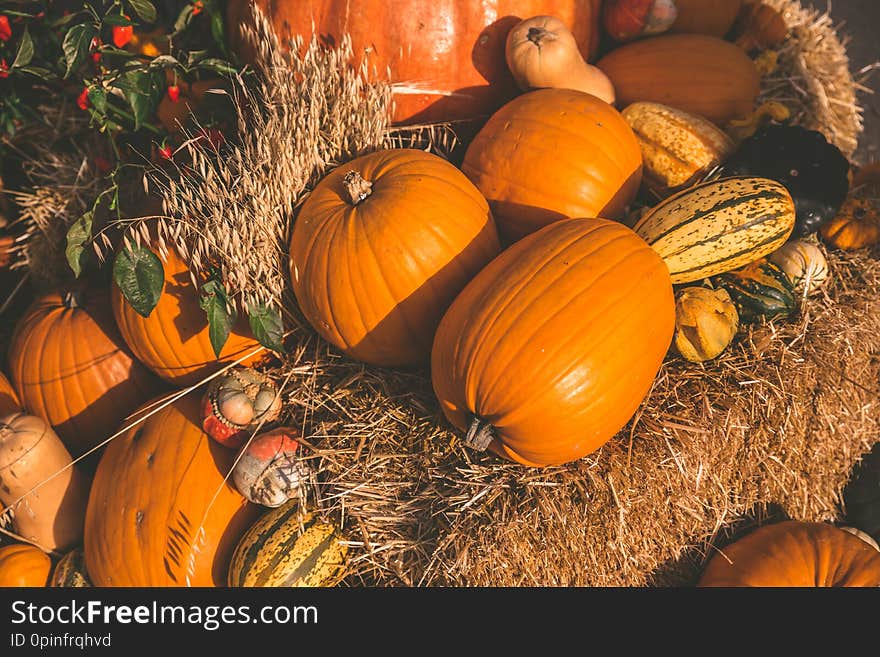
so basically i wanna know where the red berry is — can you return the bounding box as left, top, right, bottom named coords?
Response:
left=158, top=144, right=173, bottom=160
left=167, top=85, right=180, bottom=103
left=112, top=17, right=133, bottom=48
left=0, top=16, right=10, bottom=42
left=192, top=1, right=204, bottom=16
left=92, top=51, right=102, bottom=63
left=0, top=59, right=8, bottom=79
left=77, top=87, right=90, bottom=110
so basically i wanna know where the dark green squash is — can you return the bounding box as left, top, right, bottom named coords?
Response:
left=719, top=125, right=850, bottom=237
left=714, top=258, right=796, bottom=323
left=844, top=444, right=880, bottom=543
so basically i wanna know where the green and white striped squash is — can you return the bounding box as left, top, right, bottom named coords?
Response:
left=634, top=176, right=796, bottom=284
left=49, top=548, right=91, bottom=587
left=714, top=258, right=796, bottom=323
left=228, top=504, right=348, bottom=588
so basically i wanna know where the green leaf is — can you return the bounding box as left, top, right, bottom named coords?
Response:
left=149, top=55, right=180, bottom=69
left=17, top=66, right=54, bottom=80
left=129, top=0, right=157, bottom=24
left=209, top=8, right=227, bottom=55
left=248, top=303, right=284, bottom=353
left=116, top=69, right=156, bottom=130
left=113, top=246, right=164, bottom=318
left=195, top=58, right=236, bottom=76
left=87, top=87, right=107, bottom=114
left=173, top=5, right=194, bottom=35
left=62, top=23, right=97, bottom=78
left=102, top=14, right=135, bottom=27
left=65, top=211, right=93, bottom=278
left=199, top=279, right=234, bottom=358
left=12, top=29, right=34, bottom=69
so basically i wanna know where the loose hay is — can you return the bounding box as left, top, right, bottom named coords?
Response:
left=761, top=0, right=869, bottom=158
left=269, top=250, right=880, bottom=586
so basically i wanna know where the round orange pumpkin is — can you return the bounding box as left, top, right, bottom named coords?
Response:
left=698, top=521, right=880, bottom=587
left=0, top=371, right=20, bottom=417
left=596, top=34, right=760, bottom=125
left=291, top=149, right=500, bottom=367
left=431, top=218, right=675, bottom=467
left=84, top=393, right=259, bottom=586
left=225, top=0, right=603, bottom=125
left=8, top=289, right=161, bottom=456
left=461, top=88, right=643, bottom=243
left=0, top=544, right=51, bottom=587
left=112, top=246, right=263, bottom=386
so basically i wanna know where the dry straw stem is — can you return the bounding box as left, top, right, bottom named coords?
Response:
left=133, top=7, right=457, bottom=313
left=265, top=250, right=880, bottom=587
left=3, top=103, right=107, bottom=289
left=760, top=0, right=871, bottom=159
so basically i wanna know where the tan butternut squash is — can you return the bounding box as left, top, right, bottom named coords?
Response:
left=506, top=16, right=615, bottom=104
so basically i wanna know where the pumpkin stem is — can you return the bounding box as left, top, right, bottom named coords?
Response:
left=343, top=171, right=373, bottom=205
left=62, top=290, right=83, bottom=309
left=464, top=416, right=495, bottom=451
left=526, top=27, right=554, bottom=47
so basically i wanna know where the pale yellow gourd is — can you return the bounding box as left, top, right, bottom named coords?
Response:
left=505, top=15, right=615, bottom=104
left=673, top=287, right=739, bottom=362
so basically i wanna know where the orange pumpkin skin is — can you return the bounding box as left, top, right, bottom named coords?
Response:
left=669, top=0, right=743, bottom=37
left=820, top=199, right=880, bottom=251
left=84, top=394, right=259, bottom=586
left=0, top=544, right=51, bottom=587
left=291, top=149, right=500, bottom=367
left=698, top=521, right=880, bottom=587
left=0, top=372, right=20, bottom=417
left=431, top=218, right=675, bottom=466
left=225, top=0, right=602, bottom=126
left=461, top=88, right=643, bottom=243
left=8, top=290, right=161, bottom=455
left=596, top=34, right=760, bottom=125
left=112, top=247, right=263, bottom=386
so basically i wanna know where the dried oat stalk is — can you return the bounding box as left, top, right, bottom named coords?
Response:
left=121, top=8, right=391, bottom=314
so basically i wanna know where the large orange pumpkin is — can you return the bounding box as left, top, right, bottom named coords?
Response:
left=225, top=0, right=602, bottom=125
left=0, top=372, right=19, bottom=417
left=596, top=34, right=760, bottom=125
left=291, top=149, right=500, bottom=367
left=8, top=289, right=161, bottom=456
left=461, top=88, right=643, bottom=243
left=112, top=247, right=263, bottom=386
left=698, top=521, right=880, bottom=587
left=431, top=218, right=675, bottom=467
left=0, top=544, right=51, bottom=587
left=84, top=394, right=258, bottom=586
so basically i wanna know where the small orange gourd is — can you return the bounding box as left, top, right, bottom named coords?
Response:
left=505, top=16, right=615, bottom=104
left=0, top=543, right=51, bottom=587
left=821, top=164, right=880, bottom=251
